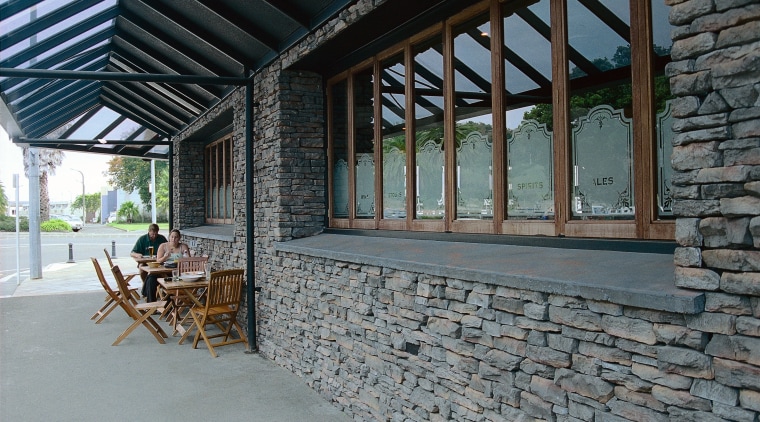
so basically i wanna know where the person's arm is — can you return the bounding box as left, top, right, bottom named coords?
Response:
left=181, top=243, right=192, bottom=257
left=130, top=236, right=144, bottom=258
left=156, top=243, right=169, bottom=263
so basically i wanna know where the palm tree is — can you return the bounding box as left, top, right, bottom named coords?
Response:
left=117, top=200, right=141, bottom=223
left=0, top=181, right=8, bottom=216
left=23, top=148, right=64, bottom=221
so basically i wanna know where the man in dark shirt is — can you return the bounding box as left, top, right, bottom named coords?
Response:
left=129, top=224, right=168, bottom=297
left=130, top=223, right=168, bottom=259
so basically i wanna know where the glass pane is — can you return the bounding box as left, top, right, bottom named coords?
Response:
left=508, top=120, right=554, bottom=219
left=454, top=15, right=493, bottom=220
left=414, top=38, right=444, bottom=220
left=354, top=67, right=375, bottom=219
left=505, top=0, right=554, bottom=220
left=567, top=0, right=631, bottom=79
left=381, top=54, right=407, bottom=219
left=657, top=100, right=674, bottom=217
left=331, top=80, right=349, bottom=218
left=572, top=105, right=634, bottom=219
left=226, top=185, right=232, bottom=219
left=651, top=0, right=673, bottom=58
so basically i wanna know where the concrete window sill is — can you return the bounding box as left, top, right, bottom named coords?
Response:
left=182, top=224, right=235, bottom=242
left=274, top=233, right=704, bottom=314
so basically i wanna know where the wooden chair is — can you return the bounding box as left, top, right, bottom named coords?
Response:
left=110, top=265, right=168, bottom=346
left=179, top=269, right=247, bottom=357
left=103, top=248, right=140, bottom=299
left=90, top=257, right=139, bottom=323
left=160, top=256, right=209, bottom=324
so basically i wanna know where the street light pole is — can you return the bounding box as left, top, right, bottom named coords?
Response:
left=72, top=169, right=85, bottom=227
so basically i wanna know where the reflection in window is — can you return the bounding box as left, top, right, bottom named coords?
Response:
left=381, top=54, right=407, bottom=219
left=331, top=80, right=349, bottom=218
left=354, top=68, right=375, bottom=219
left=453, top=16, right=493, bottom=220
left=414, top=39, right=445, bottom=220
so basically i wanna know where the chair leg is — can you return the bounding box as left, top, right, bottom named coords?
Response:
left=191, top=313, right=218, bottom=358
left=91, top=296, right=115, bottom=320
left=93, top=299, right=120, bottom=324
left=112, top=310, right=166, bottom=346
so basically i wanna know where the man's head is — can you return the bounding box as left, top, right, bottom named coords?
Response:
left=148, top=223, right=160, bottom=240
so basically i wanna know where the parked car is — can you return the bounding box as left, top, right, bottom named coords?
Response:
left=51, top=214, right=83, bottom=232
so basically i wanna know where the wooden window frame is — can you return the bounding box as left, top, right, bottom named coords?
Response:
left=326, top=0, right=674, bottom=240
left=204, top=134, right=233, bottom=225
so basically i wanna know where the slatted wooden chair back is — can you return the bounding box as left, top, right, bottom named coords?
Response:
left=205, top=269, right=244, bottom=310
left=177, top=256, right=208, bottom=274
left=179, top=269, right=247, bottom=357
left=90, top=257, right=123, bottom=323
left=103, top=248, right=116, bottom=268
left=104, top=248, right=140, bottom=290
left=110, top=265, right=168, bottom=346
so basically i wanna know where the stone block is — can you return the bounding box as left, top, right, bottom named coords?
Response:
left=721, top=196, right=760, bottom=217
left=571, top=353, right=602, bottom=376
left=631, top=362, right=694, bottom=390
left=685, top=312, right=737, bottom=335
left=701, top=182, right=748, bottom=199
left=711, top=402, right=757, bottom=422
left=601, top=315, right=657, bottom=345
left=483, top=349, right=523, bottom=372
left=674, top=266, right=721, bottom=290
left=669, top=0, right=715, bottom=26
left=613, top=386, right=666, bottom=412
left=676, top=218, right=703, bottom=247
left=578, top=341, right=631, bottom=365
left=651, top=384, right=712, bottom=411
left=674, top=247, right=702, bottom=267
left=524, top=302, right=549, bottom=320
left=587, top=300, right=623, bottom=316
left=672, top=141, right=722, bottom=169
left=713, top=358, right=760, bottom=390
left=721, top=271, right=760, bottom=295
left=530, top=375, right=567, bottom=406
left=426, top=317, right=461, bottom=338
left=526, top=345, right=571, bottom=368
left=699, top=216, right=729, bottom=247
left=548, top=306, right=602, bottom=331
left=704, top=292, right=752, bottom=315
left=657, top=346, right=714, bottom=379
left=555, top=368, right=614, bottom=403
left=519, top=391, right=554, bottom=421
left=705, top=334, right=760, bottom=366
left=653, top=323, right=710, bottom=350
left=672, top=199, right=722, bottom=217
left=665, top=406, right=725, bottom=422
left=739, top=389, right=760, bottom=412
left=703, top=249, right=760, bottom=271
left=600, top=370, right=653, bottom=393
left=605, top=397, right=669, bottom=422
left=669, top=70, right=713, bottom=97
left=547, top=333, right=579, bottom=354
left=690, top=378, right=739, bottom=405
left=697, top=165, right=752, bottom=184
left=493, top=296, right=524, bottom=314
left=736, top=316, right=760, bottom=337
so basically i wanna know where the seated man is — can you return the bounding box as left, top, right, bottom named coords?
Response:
left=129, top=223, right=168, bottom=298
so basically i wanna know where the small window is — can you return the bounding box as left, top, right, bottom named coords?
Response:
left=205, top=134, right=233, bottom=224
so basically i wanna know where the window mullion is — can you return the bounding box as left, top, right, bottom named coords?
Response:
left=551, top=0, right=570, bottom=236
left=490, top=0, right=506, bottom=231
left=443, top=22, right=456, bottom=233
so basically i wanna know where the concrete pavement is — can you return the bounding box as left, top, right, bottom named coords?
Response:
left=0, top=257, right=351, bottom=422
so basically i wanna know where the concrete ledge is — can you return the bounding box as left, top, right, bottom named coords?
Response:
left=182, top=224, right=234, bottom=242
left=275, top=234, right=705, bottom=314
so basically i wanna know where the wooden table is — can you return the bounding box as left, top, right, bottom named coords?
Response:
left=157, top=276, right=208, bottom=336
left=133, top=255, right=157, bottom=265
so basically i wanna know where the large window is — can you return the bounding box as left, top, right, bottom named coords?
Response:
left=204, top=135, right=233, bottom=224
left=327, top=0, right=674, bottom=239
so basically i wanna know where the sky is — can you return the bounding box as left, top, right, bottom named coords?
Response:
left=0, top=126, right=113, bottom=203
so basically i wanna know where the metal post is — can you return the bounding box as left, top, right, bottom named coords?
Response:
left=111, top=240, right=117, bottom=258
left=67, top=243, right=74, bottom=263
left=71, top=169, right=85, bottom=227
left=14, top=174, right=20, bottom=285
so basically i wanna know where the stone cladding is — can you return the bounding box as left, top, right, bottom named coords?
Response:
left=169, top=0, right=760, bottom=420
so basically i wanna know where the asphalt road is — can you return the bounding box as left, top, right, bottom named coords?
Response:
left=0, top=223, right=146, bottom=282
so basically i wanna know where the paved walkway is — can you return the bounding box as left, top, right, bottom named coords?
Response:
left=0, top=258, right=351, bottom=422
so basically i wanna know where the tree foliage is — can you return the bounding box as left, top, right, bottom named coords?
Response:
left=117, top=200, right=141, bottom=223
left=106, top=157, right=169, bottom=209
left=22, top=148, right=64, bottom=221
left=72, top=192, right=102, bottom=221
left=0, top=181, right=7, bottom=216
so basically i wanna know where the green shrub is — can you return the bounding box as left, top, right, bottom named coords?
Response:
left=0, top=215, right=29, bottom=232
left=41, top=219, right=71, bottom=232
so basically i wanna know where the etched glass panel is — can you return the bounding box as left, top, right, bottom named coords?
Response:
left=416, top=139, right=444, bottom=219
left=657, top=100, right=674, bottom=217
left=507, top=120, right=554, bottom=219
left=354, top=67, right=375, bottom=219
left=572, top=105, right=634, bottom=219
left=381, top=54, right=407, bottom=219
left=331, top=79, right=349, bottom=218
left=456, top=132, right=493, bottom=219
left=414, top=37, right=444, bottom=220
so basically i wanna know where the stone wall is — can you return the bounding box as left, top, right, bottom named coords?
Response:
left=258, top=251, right=759, bottom=421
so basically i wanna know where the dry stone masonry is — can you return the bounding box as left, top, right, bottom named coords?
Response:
left=170, top=0, right=760, bottom=420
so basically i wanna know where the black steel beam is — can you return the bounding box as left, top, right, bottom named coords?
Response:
left=18, top=137, right=171, bottom=146
left=0, top=67, right=247, bottom=85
